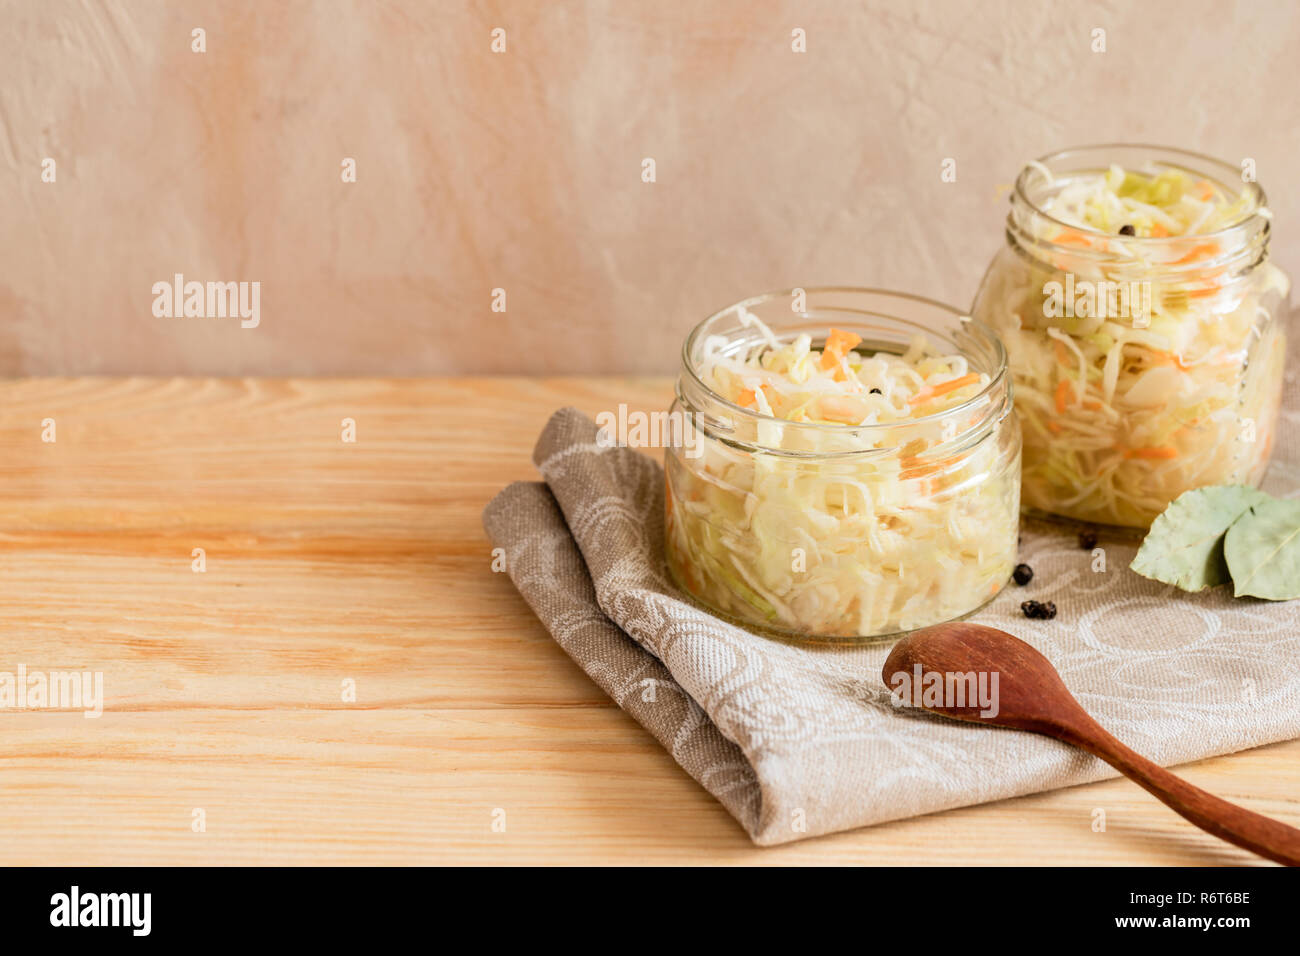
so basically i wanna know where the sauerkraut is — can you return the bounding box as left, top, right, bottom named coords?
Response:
left=973, top=160, right=1289, bottom=528
left=665, top=307, right=1020, bottom=640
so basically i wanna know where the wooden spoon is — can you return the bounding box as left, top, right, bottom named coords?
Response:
left=882, top=621, right=1300, bottom=866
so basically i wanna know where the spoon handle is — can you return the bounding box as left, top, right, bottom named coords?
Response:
left=1060, top=719, right=1300, bottom=866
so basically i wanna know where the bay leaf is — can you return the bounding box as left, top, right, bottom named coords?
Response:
left=1130, top=485, right=1271, bottom=591
left=1224, top=497, right=1300, bottom=600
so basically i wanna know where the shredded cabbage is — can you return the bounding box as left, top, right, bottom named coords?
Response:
left=974, top=163, right=1289, bottom=528
left=701, top=321, right=988, bottom=425
left=665, top=319, right=1020, bottom=639
left=1040, top=164, right=1254, bottom=238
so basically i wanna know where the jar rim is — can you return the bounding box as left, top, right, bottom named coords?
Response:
left=679, top=286, right=1010, bottom=445
left=1013, top=143, right=1268, bottom=249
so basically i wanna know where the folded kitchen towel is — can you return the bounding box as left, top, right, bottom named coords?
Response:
left=482, top=401, right=1300, bottom=846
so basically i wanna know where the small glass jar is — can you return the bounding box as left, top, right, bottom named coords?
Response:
left=971, top=145, right=1291, bottom=529
left=665, top=287, right=1021, bottom=642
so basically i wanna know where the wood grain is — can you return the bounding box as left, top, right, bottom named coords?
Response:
left=0, top=376, right=1296, bottom=864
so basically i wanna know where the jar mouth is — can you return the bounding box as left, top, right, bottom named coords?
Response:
left=678, top=286, right=1011, bottom=456
left=1011, top=144, right=1269, bottom=263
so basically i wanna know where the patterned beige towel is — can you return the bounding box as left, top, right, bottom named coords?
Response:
left=483, top=394, right=1300, bottom=845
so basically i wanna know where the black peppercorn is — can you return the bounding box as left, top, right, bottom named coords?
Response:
left=1013, top=563, right=1033, bottom=586
left=1021, top=600, right=1057, bottom=620
left=1078, top=529, right=1098, bottom=550
left=1118, top=224, right=1136, bottom=237
left=869, top=387, right=882, bottom=395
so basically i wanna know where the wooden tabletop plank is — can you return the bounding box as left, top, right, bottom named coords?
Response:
left=0, top=377, right=1295, bottom=864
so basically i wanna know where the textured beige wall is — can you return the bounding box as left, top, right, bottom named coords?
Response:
left=3, top=0, right=1298, bottom=376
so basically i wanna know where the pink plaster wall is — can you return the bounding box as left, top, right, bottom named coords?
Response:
left=3, top=0, right=1298, bottom=375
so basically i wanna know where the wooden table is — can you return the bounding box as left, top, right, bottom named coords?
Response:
left=1, top=377, right=1296, bottom=865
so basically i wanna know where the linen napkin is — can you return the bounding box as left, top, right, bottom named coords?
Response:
left=482, top=375, right=1300, bottom=845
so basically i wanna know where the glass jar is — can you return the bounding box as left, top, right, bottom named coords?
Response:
left=664, top=288, right=1021, bottom=642
left=972, top=145, right=1291, bottom=529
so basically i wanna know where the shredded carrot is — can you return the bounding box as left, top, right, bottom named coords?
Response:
left=899, top=454, right=953, bottom=488
left=1083, top=400, right=1103, bottom=411
left=1150, top=223, right=1169, bottom=238
left=1054, top=341, right=1069, bottom=365
left=1054, top=379, right=1074, bottom=414
left=819, top=328, right=863, bottom=371
left=825, top=328, right=861, bottom=354
left=1188, top=283, right=1221, bottom=299
left=1048, top=421, right=1062, bottom=435
left=1195, top=179, right=1215, bottom=201
left=736, top=388, right=756, bottom=407
left=1124, top=446, right=1179, bottom=460
left=907, top=372, right=981, bottom=405
left=1054, top=229, right=1095, bottom=248
left=1173, top=242, right=1219, bottom=265
left=1147, top=352, right=1198, bottom=371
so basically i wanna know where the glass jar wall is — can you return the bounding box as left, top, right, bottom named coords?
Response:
left=971, top=145, right=1290, bottom=528
left=665, top=288, right=1021, bottom=642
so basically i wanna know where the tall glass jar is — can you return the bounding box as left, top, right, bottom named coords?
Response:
left=664, top=288, right=1021, bottom=643
left=972, top=145, right=1290, bottom=529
